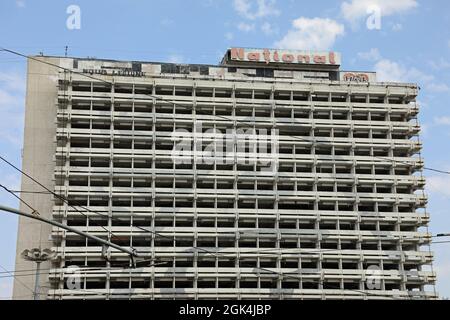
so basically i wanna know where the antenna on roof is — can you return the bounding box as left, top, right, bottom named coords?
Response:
left=65, top=45, right=68, bottom=57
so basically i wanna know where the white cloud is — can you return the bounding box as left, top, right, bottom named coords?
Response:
left=2, top=173, right=21, bottom=191
left=427, top=83, right=450, bottom=93
left=392, top=23, right=403, bottom=31
left=233, top=0, right=280, bottom=20
left=225, top=32, right=234, bottom=41
left=341, top=0, right=418, bottom=22
left=429, top=58, right=450, bottom=70
left=261, top=22, right=277, bottom=35
left=167, top=54, right=184, bottom=64
left=374, top=59, right=448, bottom=92
left=434, top=117, right=450, bottom=126
left=160, top=18, right=174, bottom=27
left=357, top=48, right=381, bottom=61
left=374, top=59, right=433, bottom=83
left=0, top=89, right=21, bottom=108
left=274, top=17, right=344, bottom=50
left=427, top=176, right=450, bottom=197
left=374, top=59, right=401, bottom=82
left=356, top=50, right=447, bottom=91
left=237, top=22, right=255, bottom=32
left=0, top=71, right=26, bottom=92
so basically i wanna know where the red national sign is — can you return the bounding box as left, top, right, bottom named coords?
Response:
left=229, top=48, right=340, bottom=66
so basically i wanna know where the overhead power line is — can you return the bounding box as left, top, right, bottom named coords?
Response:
left=0, top=46, right=449, bottom=175
left=0, top=184, right=441, bottom=300
left=0, top=46, right=443, bottom=300
left=0, top=261, right=409, bottom=299
left=0, top=154, right=444, bottom=264
left=0, top=158, right=444, bottom=262
left=0, top=204, right=139, bottom=259
left=1, top=181, right=439, bottom=300
left=0, top=263, right=35, bottom=297
left=0, top=184, right=39, bottom=215
left=0, top=260, right=171, bottom=280
left=1, top=182, right=439, bottom=300
left=2, top=231, right=450, bottom=279
left=0, top=259, right=167, bottom=277
left=0, top=156, right=138, bottom=254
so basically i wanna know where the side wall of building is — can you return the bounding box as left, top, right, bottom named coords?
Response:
left=12, top=57, right=60, bottom=299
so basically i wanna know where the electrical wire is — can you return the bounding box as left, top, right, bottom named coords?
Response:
left=0, top=156, right=138, bottom=254
left=0, top=154, right=431, bottom=255
left=0, top=173, right=442, bottom=261
left=0, top=260, right=173, bottom=280
left=1, top=192, right=438, bottom=301
left=7, top=190, right=53, bottom=194
left=0, top=258, right=168, bottom=276
left=0, top=184, right=39, bottom=215
left=0, top=46, right=449, bottom=175
left=1, top=260, right=171, bottom=300
left=0, top=46, right=442, bottom=299
left=0, top=292, right=48, bottom=300
left=1, top=182, right=446, bottom=244
left=0, top=235, right=446, bottom=278
left=0, top=166, right=440, bottom=262
left=1, top=234, right=446, bottom=278
left=0, top=171, right=441, bottom=259
left=0, top=263, right=410, bottom=299
left=1, top=186, right=433, bottom=299
left=3, top=186, right=446, bottom=245
left=0, top=263, right=35, bottom=298
left=0, top=153, right=440, bottom=256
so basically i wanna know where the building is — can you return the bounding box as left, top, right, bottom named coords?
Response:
left=13, top=48, right=437, bottom=299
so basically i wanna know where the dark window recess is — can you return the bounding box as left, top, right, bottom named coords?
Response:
left=264, top=69, right=274, bottom=77
left=282, top=281, right=298, bottom=289
left=256, top=68, right=274, bottom=78
left=177, top=65, right=190, bottom=74
left=198, top=280, right=215, bottom=288
left=131, top=63, right=142, bottom=72
left=329, top=71, right=339, bottom=81
left=73, top=59, right=78, bottom=69
left=154, top=280, right=172, bottom=288
left=260, top=281, right=277, bottom=289
left=199, top=66, right=209, bottom=75
left=227, top=67, right=237, bottom=73
left=303, top=282, right=319, bottom=289
left=161, top=64, right=177, bottom=74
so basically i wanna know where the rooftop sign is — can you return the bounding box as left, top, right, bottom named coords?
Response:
left=226, top=48, right=341, bottom=67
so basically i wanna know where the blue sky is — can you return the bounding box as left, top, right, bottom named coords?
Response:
left=1, top=0, right=450, bottom=299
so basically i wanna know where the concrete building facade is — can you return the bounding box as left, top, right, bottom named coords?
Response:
left=13, top=48, right=437, bottom=299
